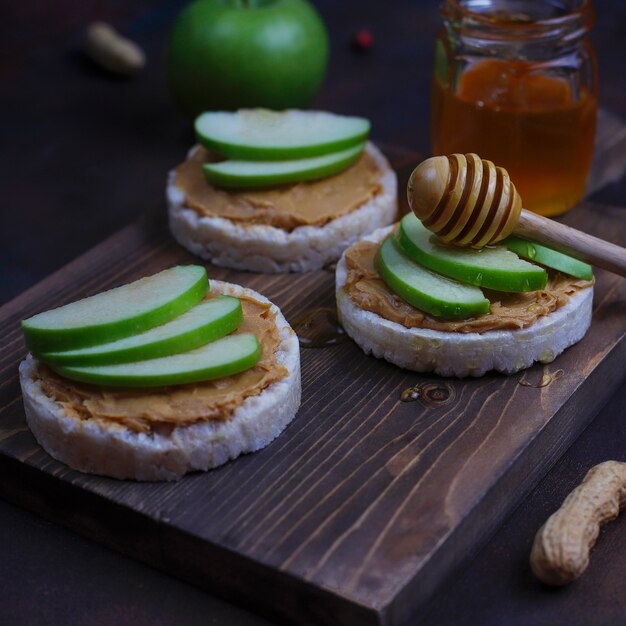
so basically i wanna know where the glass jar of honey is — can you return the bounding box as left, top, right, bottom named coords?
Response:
left=431, top=0, right=597, bottom=216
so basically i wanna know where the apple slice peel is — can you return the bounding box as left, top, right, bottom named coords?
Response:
left=51, top=333, right=262, bottom=388
left=504, top=236, right=593, bottom=280
left=195, top=109, right=370, bottom=160
left=38, top=295, right=242, bottom=367
left=202, top=143, right=365, bottom=189
left=397, top=214, right=548, bottom=292
left=22, top=266, right=209, bottom=353
left=376, top=236, right=490, bottom=319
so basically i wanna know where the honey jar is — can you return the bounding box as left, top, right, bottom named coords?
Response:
left=431, top=0, right=597, bottom=217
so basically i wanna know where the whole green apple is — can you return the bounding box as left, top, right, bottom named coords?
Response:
left=167, top=0, right=329, bottom=117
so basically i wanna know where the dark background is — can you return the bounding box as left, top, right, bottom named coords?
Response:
left=1, top=1, right=625, bottom=625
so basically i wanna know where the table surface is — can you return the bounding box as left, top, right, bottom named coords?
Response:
left=1, top=1, right=625, bottom=625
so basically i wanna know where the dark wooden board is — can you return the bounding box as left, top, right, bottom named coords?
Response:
left=1, top=146, right=625, bottom=626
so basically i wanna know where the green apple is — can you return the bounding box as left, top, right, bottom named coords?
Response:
left=203, top=143, right=365, bottom=188
left=376, top=236, right=489, bottom=318
left=195, top=110, right=370, bottom=160
left=38, top=296, right=242, bottom=367
left=397, top=214, right=548, bottom=292
left=22, top=266, right=208, bottom=353
left=503, top=236, right=593, bottom=280
left=167, top=0, right=329, bottom=117
left=52, top=334, right=262, bottom=388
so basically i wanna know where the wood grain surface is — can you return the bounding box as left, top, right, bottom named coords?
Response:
left=2, top=2, right=626, bottom=625
left=0, top=144, right=625, bottom=625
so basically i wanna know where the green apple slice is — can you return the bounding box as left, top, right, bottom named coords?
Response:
left=195, top=109, right=370, bottom=160
left=396, top=214, right=547, bottom=292
left=376, top=236, right=490, bottom=318
left=202, top=144, right=365, bottom=189
left=38, top=296, right=242, bottom=366
left=51, top=333, right=261, bottom=388
left=22, top=266, right=208, bottom=353
left=503, top=236, right=593, bottom=280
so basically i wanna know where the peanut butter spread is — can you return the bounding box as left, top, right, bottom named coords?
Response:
left=344, top=240, right=593, bottom=333
left=174, top=146, right=383, bottom=231
left=35, top=295, right=288, bottom=433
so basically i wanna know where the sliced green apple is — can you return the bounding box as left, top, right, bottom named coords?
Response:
left=503, top=236, right=593, bottom=280
left=202, top=144, right=365, bottom=189
left=396, top=214, right=547, bottom=292
left=195, top=109, right=370, bottom=160
left=38, top=296, right=242, bottom=367
left=51, top=333, right=261, bottom=388
left=376, top=236, right=490, bottom=318
left=22, top=266, right=208, bottom=353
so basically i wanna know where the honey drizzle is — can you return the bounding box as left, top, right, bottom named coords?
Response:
left=518, top=369, right=564, bottom=388
left=400, top=382, right=456, bottom=407
left=292, top=307, right=348, bottom=349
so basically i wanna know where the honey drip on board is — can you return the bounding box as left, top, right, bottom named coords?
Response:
left=518, top=369, right=564, bottom=389
left=400, top=382, right=456, bottom=407
left=292, top=307, right=348, bottom=348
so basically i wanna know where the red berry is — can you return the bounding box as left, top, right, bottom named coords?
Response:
left=352, top=29, right=373, bottom=51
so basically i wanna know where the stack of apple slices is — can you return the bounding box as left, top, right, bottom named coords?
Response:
left=194, top=109, right=371, bottom=188
left=22, top=266, right=261, bottom=387
left=376, top=214, right=592, bottom=318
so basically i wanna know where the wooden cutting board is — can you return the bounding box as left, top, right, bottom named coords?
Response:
left=1, top=121, right=625, bottom=626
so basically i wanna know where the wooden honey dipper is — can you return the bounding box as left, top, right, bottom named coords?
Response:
left=408, top=153, right=626, bottom=277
